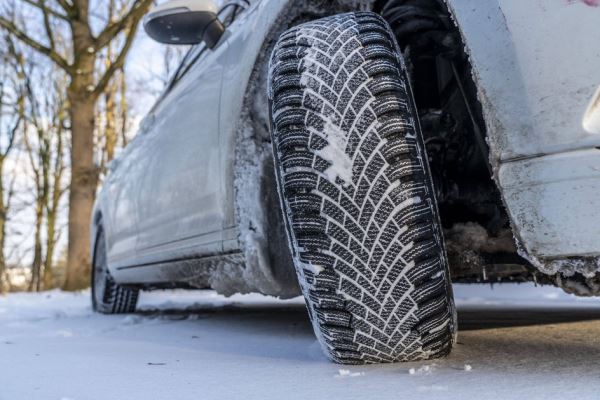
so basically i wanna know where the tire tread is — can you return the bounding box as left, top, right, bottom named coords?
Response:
left=269, top=12, right=454, bottom=364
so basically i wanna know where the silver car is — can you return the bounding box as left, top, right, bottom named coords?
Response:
left=90, top=0, right=600, bottom=364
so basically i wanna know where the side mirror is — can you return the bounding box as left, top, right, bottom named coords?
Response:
left=144, top=0, right=225, bottom=48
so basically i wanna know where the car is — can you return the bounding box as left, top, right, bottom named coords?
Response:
left=90, top=0, right=600, bottom=364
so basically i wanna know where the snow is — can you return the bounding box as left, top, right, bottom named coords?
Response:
left=408, top=364, right=436, bottom=375
left=298, top=35, right=354, bottom=186
left=295, top=25, right=360, bottom=187
left=297, top=260, right=324, bottom=276
left=335, top=369, right=365, bottom=378
left=312, top=118, right=354, bottom=185
left=3, top=283, right=600, bottom=399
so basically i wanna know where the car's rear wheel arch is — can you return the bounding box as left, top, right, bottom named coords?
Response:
left=91, top=221, right=139, bottom=314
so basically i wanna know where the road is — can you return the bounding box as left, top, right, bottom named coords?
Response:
left=1, top=283, right=600, bottom=400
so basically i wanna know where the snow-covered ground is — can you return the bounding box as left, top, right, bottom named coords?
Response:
left=2, top=283, right=600, bottom=400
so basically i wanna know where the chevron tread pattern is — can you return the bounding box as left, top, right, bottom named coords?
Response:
left=269, top=12, right=455, bottom=364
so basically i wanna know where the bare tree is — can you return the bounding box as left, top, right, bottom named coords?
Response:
left=20, top=66, right=68, bottom=291
left=0, top=0, right=153, bottom=290
left=96, top=0, right=134, bottom=173
left=101, top=0, right=121, bottom=167
left=0, top=35, right=24, bottom=293
left=118, top=68, right=130, bottom=148
left=43, top=81, right=68, bottom=289
left=97, top=67, right=129, bottom=173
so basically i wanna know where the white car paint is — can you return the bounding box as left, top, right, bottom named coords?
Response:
left=134, top=41, right=226, bottom=258
left=446, top=0, right=600, bottom=268
left=92, top=0, right=600, bottom=294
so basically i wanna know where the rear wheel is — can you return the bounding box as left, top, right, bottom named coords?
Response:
left=91, top=226, right=139, bottom=314
left=268, top=12, right=456, bottom=364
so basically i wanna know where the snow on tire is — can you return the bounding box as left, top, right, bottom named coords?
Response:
left=268, top=12, right=456, bottom=364
left=92, top=227, right=139, bottom=314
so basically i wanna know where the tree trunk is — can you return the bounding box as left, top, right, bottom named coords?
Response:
left=63, top=83, right=98, bottom=290
left=0, top=158, right=7, bottom=294
left=43, top=212, right=56, bottom=289
left=105, top=81, right=117, bottom=163
left=0, top=0, right=152, bottom=290
left=44, top=126, right=65, bottom=290
left=119, top=70, right=129, bottom=147
left=29, top=198, right=44, bottom=291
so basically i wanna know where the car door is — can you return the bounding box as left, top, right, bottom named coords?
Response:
left=134, top=40, right=228, bottom=261
left=103, top=132, right=149, bottom=266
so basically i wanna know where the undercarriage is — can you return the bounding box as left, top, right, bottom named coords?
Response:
left=369, top=0, right=600, bottom=295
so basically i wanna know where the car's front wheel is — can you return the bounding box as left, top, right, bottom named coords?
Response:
left=91, top=226, right=139, bottom=314
left=268, top=12, right=456, bottom=364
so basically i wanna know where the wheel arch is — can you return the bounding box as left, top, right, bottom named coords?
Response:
left=219, top=0, right=372, bottom=298
left=225, top=0, right=524, bottom=294
left=371, top=0, right=537, bottom=282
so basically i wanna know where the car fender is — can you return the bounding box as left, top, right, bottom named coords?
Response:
left=446, top=0, right=600, bottom=268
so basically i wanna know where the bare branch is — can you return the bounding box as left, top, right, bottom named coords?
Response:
left=55, top=0, right=73, bottom=13
left=4, top=113, right=21, bottom=156
left=21, top=0, right=69, bottom=21
left=40, top=0, right=56, bottom=51
left=94, top=0, right=152, bottom=49
left=93, top=18, right=142, bottom=96
left=0, top=16, right=71, bottom=73
left=6, top=163, right=18, bottom=216
left=0, top=38, right=24, bottom=157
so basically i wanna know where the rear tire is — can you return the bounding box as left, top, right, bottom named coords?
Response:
left=91, top=226, right=139, bottom=314
left=268, top=12, right=456, bottom=364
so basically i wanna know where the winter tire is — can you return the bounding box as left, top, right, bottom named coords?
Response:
left=268, top=12, right=456, bottom=364
left=91, top=226, right=139, bottom=314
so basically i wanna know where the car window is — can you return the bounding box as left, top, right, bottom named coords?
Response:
left=165, top=1, right=251, bottom=92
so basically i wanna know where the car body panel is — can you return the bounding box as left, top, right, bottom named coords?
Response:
left=500, top=148, right=600, bottom=259
left=446, top=0, right=600, bottom=163
left=133, top=41, right=227, bottom=256
left=93, top=0, right=600, bottom=291
left=101, top=134, right=149, bottom=265
left=95, top=0, right=296, bottom=291
left=445, top=0, right=600, bottom=267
